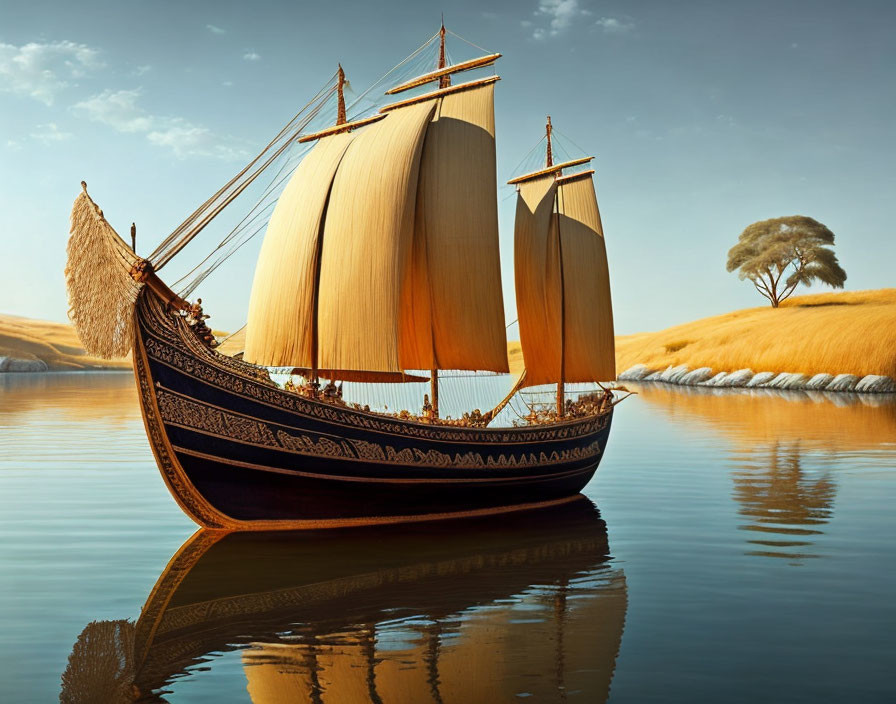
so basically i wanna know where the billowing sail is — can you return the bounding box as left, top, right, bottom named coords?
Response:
left=316, top=101, right=436, bottom=373
left=514, top=170, right=615, bottom=386
left=243, top=133, right=354, bottom=367
left=404, top=82, right=509, bottom=372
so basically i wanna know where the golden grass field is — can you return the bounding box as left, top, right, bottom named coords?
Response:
left=0, top=314, right=130, bottom=371
left=615, top=289, right=896, bottom=379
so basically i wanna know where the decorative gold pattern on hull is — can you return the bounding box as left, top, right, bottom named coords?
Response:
left=156, top=388, right=604, bottom=469
left=133, top=289, right=611, bottom=530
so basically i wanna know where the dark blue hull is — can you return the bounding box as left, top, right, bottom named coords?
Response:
left=134, top=289, right=613, bottom=528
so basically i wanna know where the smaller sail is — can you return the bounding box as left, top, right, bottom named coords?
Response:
left=514, top=175, right=562, bottom=387
left=556, top=172, right=615, bottom=383
left=513, top=170, right=615, bottom=387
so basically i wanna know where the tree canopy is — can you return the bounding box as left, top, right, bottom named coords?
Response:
left=726, top=216, right=846, bottom=307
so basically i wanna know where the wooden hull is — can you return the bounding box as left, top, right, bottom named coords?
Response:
left=134, top=288, right=613, bottom=529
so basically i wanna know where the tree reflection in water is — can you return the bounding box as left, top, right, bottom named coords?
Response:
left=731, top=442, right=837, bottom=561
left=630, top=382, right=896, bottom=563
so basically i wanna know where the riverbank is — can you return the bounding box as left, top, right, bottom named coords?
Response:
left=616, top=289, right=896, bottom=393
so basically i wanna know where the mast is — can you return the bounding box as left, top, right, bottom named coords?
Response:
left=548, top=116, right=565, bottom=416
left=336, top=64, right=347, bottom=126
left=429, top=21, right=446, bottom=415
left=545, top=115, right=554, bottom=168
left=511, top=122, right=611, bottom=397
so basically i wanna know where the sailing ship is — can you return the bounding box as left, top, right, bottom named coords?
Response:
left=60, top=499, right=628, bottom=703
left=64, top=25, right=619, bottom=529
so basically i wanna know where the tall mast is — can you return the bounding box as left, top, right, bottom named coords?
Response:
left=427, top=20, right=448, bottom=417
left=438, top=21, right=451, bottom=89
left=309, top=64, right=348, bottom=389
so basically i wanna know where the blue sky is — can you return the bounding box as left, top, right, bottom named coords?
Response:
left=1, top=0, right=894, bottom=334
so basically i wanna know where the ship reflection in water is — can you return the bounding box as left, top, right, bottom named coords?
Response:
left=631, top=382, right=896, bottom=562
left=61, top=498, right=627, bottom=703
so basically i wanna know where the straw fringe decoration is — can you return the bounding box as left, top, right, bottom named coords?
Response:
left=60, top=619, right=136, bottom=704
left=65, top=186, right=143, bottom=359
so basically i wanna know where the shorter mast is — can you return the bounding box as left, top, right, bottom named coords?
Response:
left=545, top=116, right=567, bottom=417
left=298, top=64, right=385, bottom=143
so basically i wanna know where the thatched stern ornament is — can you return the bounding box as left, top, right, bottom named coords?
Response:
left=65, top=182, right=144, bottom=358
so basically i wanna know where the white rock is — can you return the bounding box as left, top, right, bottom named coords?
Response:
left=806, top=373, right=835, bottom=390
left=719, top=369, right=755, bottom=387
left=746, top=371, right=776, bottom=387
left=827, top=374, right=860, bottom=391
left=660, top=364, right=691, bottom=384
left=702, top=372, right=728, bottom=387
left=0, top=356, right=49, bottom=372
left=617, top=364, right=653, bottom=381
left=768, top=372, right=809, bottom=389
left=680, top=367, right=713, bottom=384
left=855, top=375, right=896, bottom=393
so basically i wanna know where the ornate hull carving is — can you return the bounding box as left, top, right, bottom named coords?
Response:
left=133, top=288, right=613, bottom=529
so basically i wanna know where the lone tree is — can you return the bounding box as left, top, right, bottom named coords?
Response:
left=726, top=215, right=846, bottom=307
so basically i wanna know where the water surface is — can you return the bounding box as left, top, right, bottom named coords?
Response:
left=1, top=374, right=894, bottom=702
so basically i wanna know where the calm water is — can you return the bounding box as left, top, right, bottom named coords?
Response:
left=1, top=373, right=895, bottom=702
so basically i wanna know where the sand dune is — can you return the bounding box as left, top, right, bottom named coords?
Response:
left=0, top=314, right=130, bottom=371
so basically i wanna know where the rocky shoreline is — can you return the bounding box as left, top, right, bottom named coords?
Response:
left=0, top=356, right=50, bottom=372
left=618, top=364, right=896, bottom=393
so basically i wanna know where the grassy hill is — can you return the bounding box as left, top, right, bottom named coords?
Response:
left=616, top=289, right=896, bottom=379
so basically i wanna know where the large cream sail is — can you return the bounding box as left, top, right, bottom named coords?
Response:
left=514, top=171, right=615, bottom=387
left=316, top=101, right=437, bottom=373
left=405, top=82, right=509, bottom=372
left=243, top=133, right=354, bottom=368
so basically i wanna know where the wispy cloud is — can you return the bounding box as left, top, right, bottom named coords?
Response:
left=132, top=64, right=152, bottom=76
left=595, top=16, right=634, bottom=33
left=73, top=89, right=152, bottom=132
left=0, top=40, right=103, bottom=105
left=206, top=24, right=226, bottom=35
left=242, top=51, right=261, bottom=61
left=532, top=0, right=589, bottom=40
left=30, top=122, right=72, bottom=144
left=73, top=88, right=248, bottom=160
